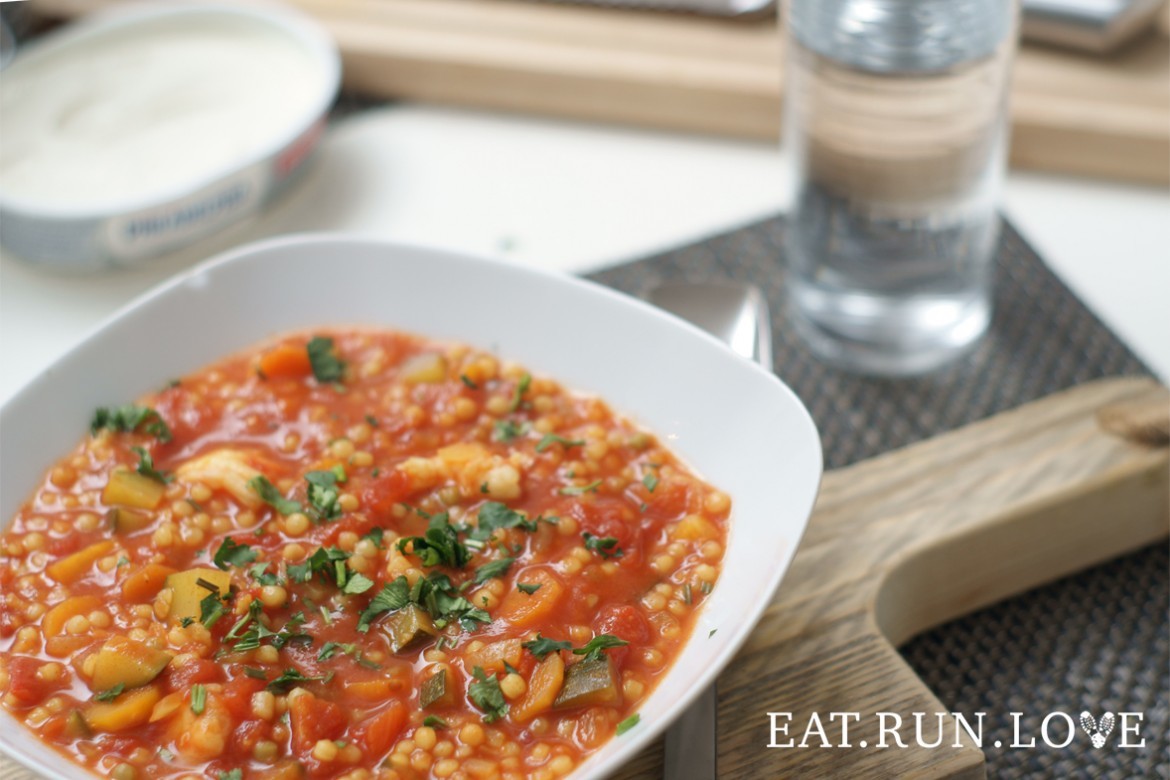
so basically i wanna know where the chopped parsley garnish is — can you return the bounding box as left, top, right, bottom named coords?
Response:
left=361, top=527, right=386, bottom=549
left=573, top=634, right=629, bottom=662
left=244, top=667, right=268, bottom=680
left=583, top=533, right=623, bottom=559
left=397, top=512, right=471, bottom=568
left=248, top=561, right=281, bottom=587
left=468, top=666, right=508, bottom=723
left=218, top=771, right=243, bottom=780
left=199, top=586, right=230, bottom=629
left=508, top=373, right=531, bottom=412
left=94, top=683, right=124, bottom=702
left=472, top=557, right=514, bottom=585
left=642, top=472, right=659, bottom=493
left=358, top=573, right=489, bottom=634
left=304, top=469, right=342, bottom=521
left=472, top=502, right=537, bottom=541
left=559, top=480, right=602, bottom=496
left=617, top=714, right=640, bottom=735
left=190, top=684, right=206, bottom=715
left=365, top=414, right=379, bottom=428
left=213, top=537, right=257, bottom=570
left=423, top=715, right=449, bottom=729
left=517, top=582, right=541, bottom=595
left=248, top=475, right=302, bottom=516
left=521, top=634, right=572, bottom=660
left=535, top=434, right=585, bottom=453
left=492, top=419, right=527, bottom=443
left=343, top=571, right=375, bottom=595
left=90, top=404, right=172, bottom=442
left=317, top=642, right=381, bottom=669
left=266, top=668, right=331, bottom=694
left=708, top=628, right=718, bottom=638
left=460, top=374, right=479, bottom=390
left=307, top=336, right=346, bottom=383
left=286, top=545, right=349, bottom=584
left=682, top=583, right=692, bottom=605
left=130, top=446, right=173, bottom=483
left=357, top=577, right=411, bottom=632
left=700, top=581, right=713, bottom=595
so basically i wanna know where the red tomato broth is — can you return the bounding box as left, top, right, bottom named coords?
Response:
left=0, top=329, right=730, bottom=780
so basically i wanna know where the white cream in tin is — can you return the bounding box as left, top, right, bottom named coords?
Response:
left=0, top=13, right=329, bottom=211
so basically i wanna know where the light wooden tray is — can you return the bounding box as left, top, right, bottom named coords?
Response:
left=30, top=0, right=1170, bottom=185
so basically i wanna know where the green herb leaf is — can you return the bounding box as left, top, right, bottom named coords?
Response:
left=266, top=668, right=330, bottom=694
left=517, top=582, right=541, bottom=595
left=248, top=475, right=302, bottom=516
left=583, top=533, right=623, bottom=559
left=90, top=404, right=172, bottom=442
left=199, top=589, right=229, bottom=629
left=573, top=634, right=629, bottom=662
left=472, top=557, right=514, bottom=586
left=94, top=683, right=124, bottom=702
left=361, top=527, right=386, bottom=549
left=508, top=373, right=531, bottom=413
left=641, top=472, right=659, bottom=493
left=616, top=714, right=640, bottom=736
left=218, top=771, right=243, bottom=780
left=286, top=545, right=349, bottom=584
left=244, top=667, right=268, bottom=680
left=130, top=446, right=173, bottom=483
left=559, top=480, right=602, bottom=496
left=492, top=419, right=527, bottom=443
left=468, top=666, right=508, bottom=723
left=423, top=715, right=449, bottom=729
left=397, top=512, right=470, bottom=568
left=304, top=470, right=342, bottom=521
left=460, top=374, right=479, bottom=390
left=521, top=634, right=572, bottom=660
left=248, top=561, right=281, bottom=587
left=343, top=571, right=375, bottom=595
left=307, top=336, right=345, bottom=383
left=472, top=502, right=537, bottom=541
left=213, top=537, right=257, bottom=570
left=357, top=576, right=411, bottom=632
left=535, top=434, right=585, bottom=453
left=191, top=684, right=206, bottom=715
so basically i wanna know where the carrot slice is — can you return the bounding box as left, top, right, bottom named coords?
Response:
left=496, top=567, right=564, bottom=629
left=511, top=653, right=564, bottom=723
left=121, top=563, right=176, bottom=602
left=257, top=343, right=312, bottom=379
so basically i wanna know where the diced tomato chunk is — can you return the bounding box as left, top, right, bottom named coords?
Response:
left=5, top=656, right=68, bottom=706
left=353, top=700, right=408, bottom=759
left=361, top=470, right=412, bottom=518
left=220, top=676, right=267, bottom=721
left=162, top=658, right=222, bottom=690
left=231, top=718, right=269, bottom=754
left=594, top=604, right=650, bottom=668
left=289, top=692, right=348, bottom=755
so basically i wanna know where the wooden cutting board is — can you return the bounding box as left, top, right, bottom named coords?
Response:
left=2, top=377, right=1166, bottom=778
left=28, top=0, right=1170, bottom=185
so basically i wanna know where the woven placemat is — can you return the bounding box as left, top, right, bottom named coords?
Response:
left=587, top=216, right=1168, bottom=779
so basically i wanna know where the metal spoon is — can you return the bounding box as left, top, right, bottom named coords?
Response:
left=648, top=281, right=773, bottom=779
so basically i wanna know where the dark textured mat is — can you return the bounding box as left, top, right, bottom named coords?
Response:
left=587, top=216, right=1168, bottom=779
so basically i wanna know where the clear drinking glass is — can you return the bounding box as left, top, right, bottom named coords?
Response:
left=783, top=0, right=1018, bottom=376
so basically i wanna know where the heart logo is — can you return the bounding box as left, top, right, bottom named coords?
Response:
left=1080, top=711, right=1115, bottom=749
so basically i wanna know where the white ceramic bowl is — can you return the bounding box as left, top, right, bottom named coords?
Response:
left=0, top=236, right=822, bottom=779
left=0, top=5, right=340, bottom=271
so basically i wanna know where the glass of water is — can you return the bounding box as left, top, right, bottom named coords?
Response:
left=782, top=0, right=1018, bottom=376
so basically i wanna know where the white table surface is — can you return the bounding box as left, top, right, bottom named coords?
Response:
left=2, top=104, right=1167, bottom=405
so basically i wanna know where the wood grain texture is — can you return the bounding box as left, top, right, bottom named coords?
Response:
left=28, top=0, right=1170, bottom=184
left=3, top=379, right=1166, bottom=778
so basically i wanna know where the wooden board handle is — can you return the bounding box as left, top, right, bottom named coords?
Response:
left=615, top=377, right=1168, bottom=778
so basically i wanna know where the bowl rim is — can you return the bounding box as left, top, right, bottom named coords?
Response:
left=0, top=234, right=824, bottom=779
left=0, top=2, right=341, bottom=220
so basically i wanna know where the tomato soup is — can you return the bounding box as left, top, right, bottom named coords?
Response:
left=0, top=330, right=729, bottom=780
